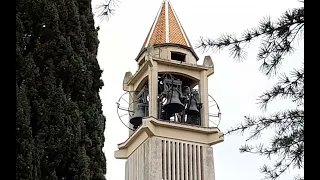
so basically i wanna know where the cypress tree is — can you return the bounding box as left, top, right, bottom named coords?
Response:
left=16, top=83, right=35, bottom=180
left=16, top=0, right=106, bottom=179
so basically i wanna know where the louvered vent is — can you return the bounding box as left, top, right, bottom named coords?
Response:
left=162, top=140, right=204, bottom=180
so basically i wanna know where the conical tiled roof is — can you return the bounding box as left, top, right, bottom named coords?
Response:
left=141, top=0, right=192, bottom=49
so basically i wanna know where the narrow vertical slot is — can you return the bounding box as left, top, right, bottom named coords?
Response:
left=163, top=140, right=167, bottom=180
left=176, top=142, right=180, bottom=180
left=137, top=150, right=139, bottom=180
left=185, top=144, right=189, bottom=180
left=193, top=145, right=197, bottom=180
left=172, top=141, right=176, bottom=180
left=180, top=143, right=184, bottom=180
left=168, top=141, right=171, bottom=180
left=200, top=146, right=204, bottom=179
left=129, top=155, right=132, bottom=180
left=197, top=145, right=201, bottom=180
left=189, top=145, right=193, bottom=180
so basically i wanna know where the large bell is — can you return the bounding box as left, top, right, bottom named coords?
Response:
left=130, top=103, right=147, bottom=129
left=163, top=90, right=185, bottom=115
left=186, top=98, right=199, bottom=115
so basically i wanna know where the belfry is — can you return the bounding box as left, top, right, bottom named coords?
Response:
left=115, top=1, right=224, bottom=179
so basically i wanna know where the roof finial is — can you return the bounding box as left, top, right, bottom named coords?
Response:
left=165, top=0, right=169, bottom=43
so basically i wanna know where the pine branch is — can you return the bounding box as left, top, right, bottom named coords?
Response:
left=95, top=0, right=120, bottom=22
left=197, top=7, right=304, bottom=77
left=225, top=109, right=304, bottom=139
left=258, top=66, right=304, bottom=110
left=200, top=4, right=304, bottom=180
left=225, top=109, right=304, bottom=180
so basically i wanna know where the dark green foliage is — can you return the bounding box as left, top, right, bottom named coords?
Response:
left=197, top=3, right=304, bottom=180
left=16, top=0, right=106, bottom=179
left=16, top=83, right=35, bottom=180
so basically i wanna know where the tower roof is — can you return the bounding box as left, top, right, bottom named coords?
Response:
left=141, top=0, right=193, bottom=49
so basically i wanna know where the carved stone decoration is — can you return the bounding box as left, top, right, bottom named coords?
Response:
left=123, top=71, right=133, bottom=91
left=203, top=55, right=214, bottom=76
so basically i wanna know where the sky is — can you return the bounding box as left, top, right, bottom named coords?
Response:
left=91, top=0, right=304, bottom=179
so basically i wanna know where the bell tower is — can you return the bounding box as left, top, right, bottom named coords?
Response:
left=115, top=1, right=223, bottom=179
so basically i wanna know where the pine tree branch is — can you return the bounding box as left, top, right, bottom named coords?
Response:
left=95, top=0, right=120, bottom=22
left=258, top=66, right=304, bottom=110
left=197, top=7, right=304, bottom=77
left=225, top=109, right=303, bottom=139
left=262, top=23, right=304, bottom=76
left=201, top=4, right=304, bottom=180
left=225, top=109, right=304, bottom=180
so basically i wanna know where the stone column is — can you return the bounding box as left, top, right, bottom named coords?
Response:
left=148, top=60, right=158, bottom=119
left=199, top=70, right=209, bottom=127
left=128, top=85, right=136, bottom=136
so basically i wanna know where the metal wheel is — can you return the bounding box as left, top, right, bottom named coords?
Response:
left=116, top=91, right=137, bottom=131
left=208, top=94, right=222, bottom=128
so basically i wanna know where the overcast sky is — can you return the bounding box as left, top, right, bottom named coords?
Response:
left=91, top=0, right=304, bottom=179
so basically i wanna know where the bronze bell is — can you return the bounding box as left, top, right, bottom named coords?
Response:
left=163, top=89, right=185, bottom=115
left=130, top=103, right=147, bottom=129
left=186, top=98, right=199, bottom=115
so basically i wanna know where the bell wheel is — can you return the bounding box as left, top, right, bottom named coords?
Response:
left=208, top=94, right=221, bottom=128
left=116, top=91, right=136, bottom=131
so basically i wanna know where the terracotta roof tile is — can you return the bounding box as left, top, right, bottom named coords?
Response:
left=168, top=3, right=187, bottom=46
left=141, top=1, right=193, bottom=50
